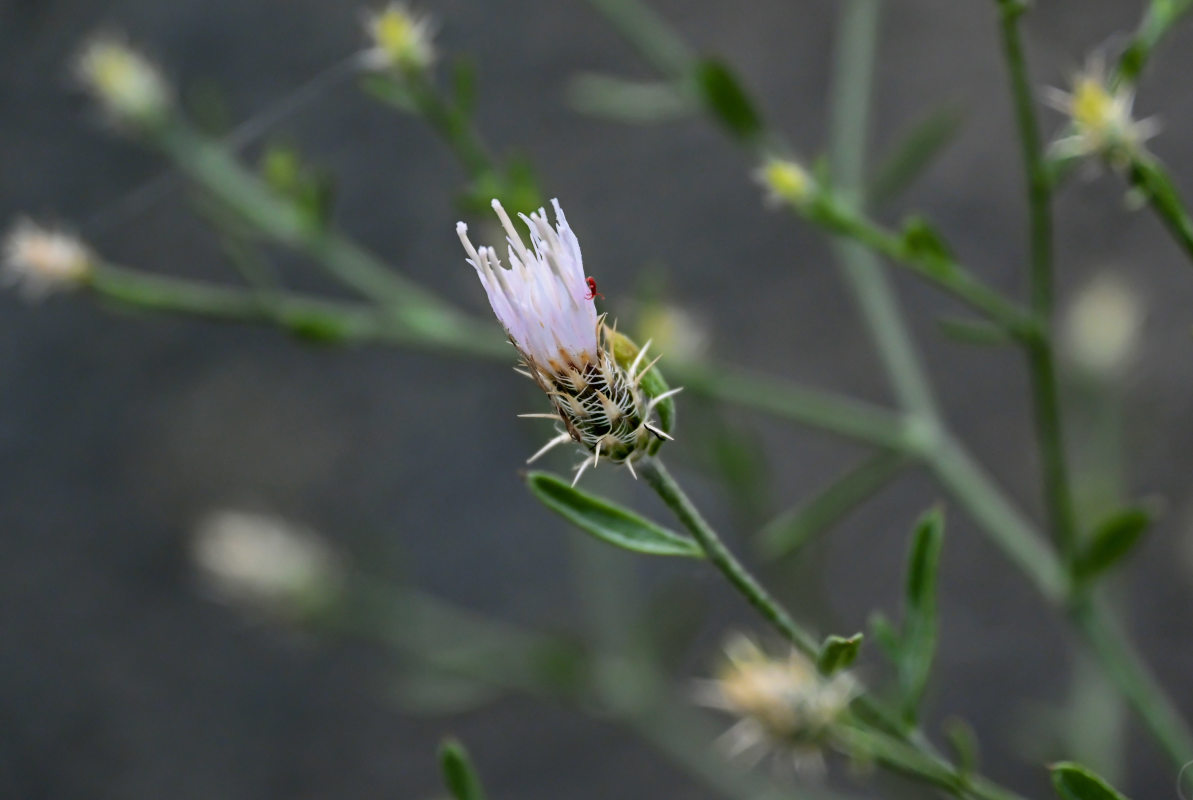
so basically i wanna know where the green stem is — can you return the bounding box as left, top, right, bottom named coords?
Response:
left=405, top=70, right=495, bottom=180
left=996, top=0, right=1079, bottom=562
left=1117, top=0, right=1193, bottom=84
left=1129, top=154, right=1193, bottom=264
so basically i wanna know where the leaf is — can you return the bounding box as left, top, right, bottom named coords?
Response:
left=359, top=73, right=416, bottom=112
left=869, top=104, right=966, bottom=208
left=1074, top=506, right=1152, bottom=581
left=900, top=507, right=944, bottom=723
left=695, top=59, right=763, bottom=143
left=901, top=216, right=956, bottom=277
left=936, top=316, right=1015, bottom=347
left=440, top=739, right=487, bottom=800
left=451, top=56, right=478, bottom=118
left=758, top=451, right=907, bottom=560
left=1049, top=762, right=1130, bottom=800
left=943, top=717, right=979, bottom=777
left=567, top=73, right=695, bottom=124
left=526, top=472, right=704, bottom=558
left=868, top=611, right=902, bottom=661
left=817, top=633, right=863, bottom=675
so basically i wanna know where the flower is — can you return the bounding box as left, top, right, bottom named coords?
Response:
left=1043, top=54, right=1159, bottom=165
left=693, top=635, right=858, bottom=772
left=754, top=156, right=814, bottom=208
left=76, top=35, right=172, bottom=127
left=1062, top=271, right=1143, bottom=377
left=361, top=3, right=436, bottom=72
left=2, top=218, right=93, bottom=298
left=191, top=510, right=343, bottom=619
left=457, top=199, right=679, bottom=483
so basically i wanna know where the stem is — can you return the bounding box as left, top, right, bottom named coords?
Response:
left=1129, top=154, right=1193, bottom=264
left=996, top=0, right=1080, bottom=562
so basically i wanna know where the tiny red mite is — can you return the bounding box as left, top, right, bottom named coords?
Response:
left=584, top=276, right=604, bottom=301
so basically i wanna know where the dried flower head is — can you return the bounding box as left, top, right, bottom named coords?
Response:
left=755, top=156, right=814, bottom=208
left=694, top=635, right=858, bottom=772
left=457, top=199, right=679, bottom=483
left=362, top=3, right=436, bottom=72
left=2, top=218, right=93, bottom=298
left=192, top=510, right=343, bottom=619
left=76, top=35, right=172, bottom=127
left=1063, top=271, right=1143, bottom=377
left=1043, top=54, right=1159, bottom=165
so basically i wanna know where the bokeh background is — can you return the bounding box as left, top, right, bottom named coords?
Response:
left=3, top=0, right=1193, bottom=797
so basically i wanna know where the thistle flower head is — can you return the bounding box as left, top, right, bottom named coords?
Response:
left=362, top=3, right=436, bottom=72
left=76, top=35, right=172, bottom=127
left=458, top=199, right=678, bottom=483
left=2, top=218, right=93, bottom=298
left=694, top=635, right=858, bottom=771
left=1044, top=54, right=1159, bottom=165
left=192, top=510, right=343, bottom=620
left=755, top=156, right=814, bottom=208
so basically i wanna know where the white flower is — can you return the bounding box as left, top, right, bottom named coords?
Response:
left=361, top=3, right=436, bottom=72
left=2, top=218, right=93, bottom=298
left=192, top=510, right=343, bottom=618
left=76, top=35, right=172, bottom=127
left=1063, top=271, right=1143, bottom=377
left=457, top=199, right=678, bottom=483
left=1043, top=54, right=1159, bottom=164
left=693, top=635, right=858, bottom=773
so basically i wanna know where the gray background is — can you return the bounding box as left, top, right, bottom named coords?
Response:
left=2, top=0, right=1193, bottom=797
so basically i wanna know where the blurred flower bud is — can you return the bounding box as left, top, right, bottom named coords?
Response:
left=362, top=4, right=436, bottom=73
left=2, top=218, right=93, bottom=299
left=1062, top=271, right=1143, bottom=377
left=76, top=35, right=172, bottom=128
left=192, top=510, right=343, bottom=621
left=755, top=156, right=815, bottom=208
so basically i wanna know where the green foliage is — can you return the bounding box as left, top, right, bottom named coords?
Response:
left=694, top=59, right=763, bottom=145
left=817, top=633, right=863, bottom=675
left=1049, top=762, right=1130, bottom=800
left=936, top=316, right=1016, bottom=347
left=869, top=103, right=966, bottom=208
left=900, top=508, right=944, bottom=723
left=525, top=472, right=704, bottom=558
left=1073, top=507, right=1152, bottom=582
left=901, top=216, right=956, bottom=277
left=259, top=142, right=336, bottom=231
left=568, top=73, right=695, bottom=124
left=440, top=739, right=488, bottom=800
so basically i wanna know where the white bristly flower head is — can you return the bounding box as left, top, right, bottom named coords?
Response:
left=2, top=218, right=94, bottom=299
left=754, top=156, right=815, bottom=208
left=457, top=199, right=679, bottom=483
left=76, top=35, right=172, bottom=128
left=361, top=3, right=436, bottom=72
left=693, top=634, right=858, bottom=774
left=1043, top=53, right=1159, bottom=166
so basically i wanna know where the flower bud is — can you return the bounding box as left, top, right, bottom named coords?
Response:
left=2, top=218, right=93, bottom=299
left=362, top=4, right=436, bottom=73
left=76, top=36, right=172, bottom=128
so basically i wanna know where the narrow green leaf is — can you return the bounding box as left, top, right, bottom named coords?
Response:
left=526, top=472, right=704, bottom=558
left=817, top=633, right=863, bottom=675
left=943, top=717, right=979, bottom=777
left=758, top=451, right=907, bottom=560
left=451, top=56, right=478, bottom=118
left=567, top=73, right=695, bottom=124
left=936, top=316, right=1015, bottom=347
left=359, top=73, right=416, bottom=112
left=1074, top=506, right=1152, bottom=581
left=901, top=217, right=956, bottom=277
left=1049, top=761, right=1130, bottom=800
left=694, top=59, right=763, bottom=143
left=901, top=507, right=944, bottom=723
left=868, top=611, right=902, bottom=661
left=440, top=739, right=487, bottom=800
left=869, top=104, right=966, bottom=207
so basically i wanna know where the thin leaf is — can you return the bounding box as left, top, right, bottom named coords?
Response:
left=943, top=717, right=979, bottom=778
left=868, top=611, right=902, bottom=661
left=440, top=739, right=488, bottom=800
left=869, top=104, right=966, bottom=207
left=567, top=73, right=695, bottom=124
left=694, top=59, right=763, bottom=144
left=936, top=316, right=1015, bottom=347
left=758, top=451, right=908, bottom=560
left=901, top=507, right=944, bottom=723
left=1074, top=506, right=1152, bottom=581
left=526, top=472, right=704, bottom=558
left=901, top=216, right=956, bottom=277
left=817, top=633, right=863, bottom=675
left=1049, top=762, right=1130, bottom=800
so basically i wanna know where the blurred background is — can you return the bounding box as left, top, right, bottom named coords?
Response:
left=3, top=0, right=1193, bottom=797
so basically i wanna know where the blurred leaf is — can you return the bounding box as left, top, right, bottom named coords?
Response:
left=868, top=611, right=901, bottom=661
left=901, top=507, right=944, bottom=723
left=259, top=142, right=335, bottom=230
left=817, top=633, right=863, bottom=675
left=1074, top=506, right=1152, bottom=582
left=936, top=316, right=1015, bottom=347
left=440, top=739, right=488, bottom=800
left=452, top=56, right=478, bottom=118
left=526, top=472, right=703, bottom=558
left=359, top=73, right=416, bottom=112
left=1049, top=762, right=1130, bottom=800
left=943, top=717, right=979, bottom=778
left=901, top=216, right=956, bottom=277
left=568, top=72, right=695, bottom=124
left=758, top=451, right=908, bottom=560
left=390, top=671, right=503, bottom=716
left=695, top=59, right=763, bottom=144
left=869, top=104, right=966, bottom=208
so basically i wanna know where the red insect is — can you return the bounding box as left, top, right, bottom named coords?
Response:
left=583, top=276, right=604, bottom=301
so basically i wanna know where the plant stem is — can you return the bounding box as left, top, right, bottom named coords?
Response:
left=1129, top=154, right=1193, bottom=264
left=996, top=0, right=1080, bottom=563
